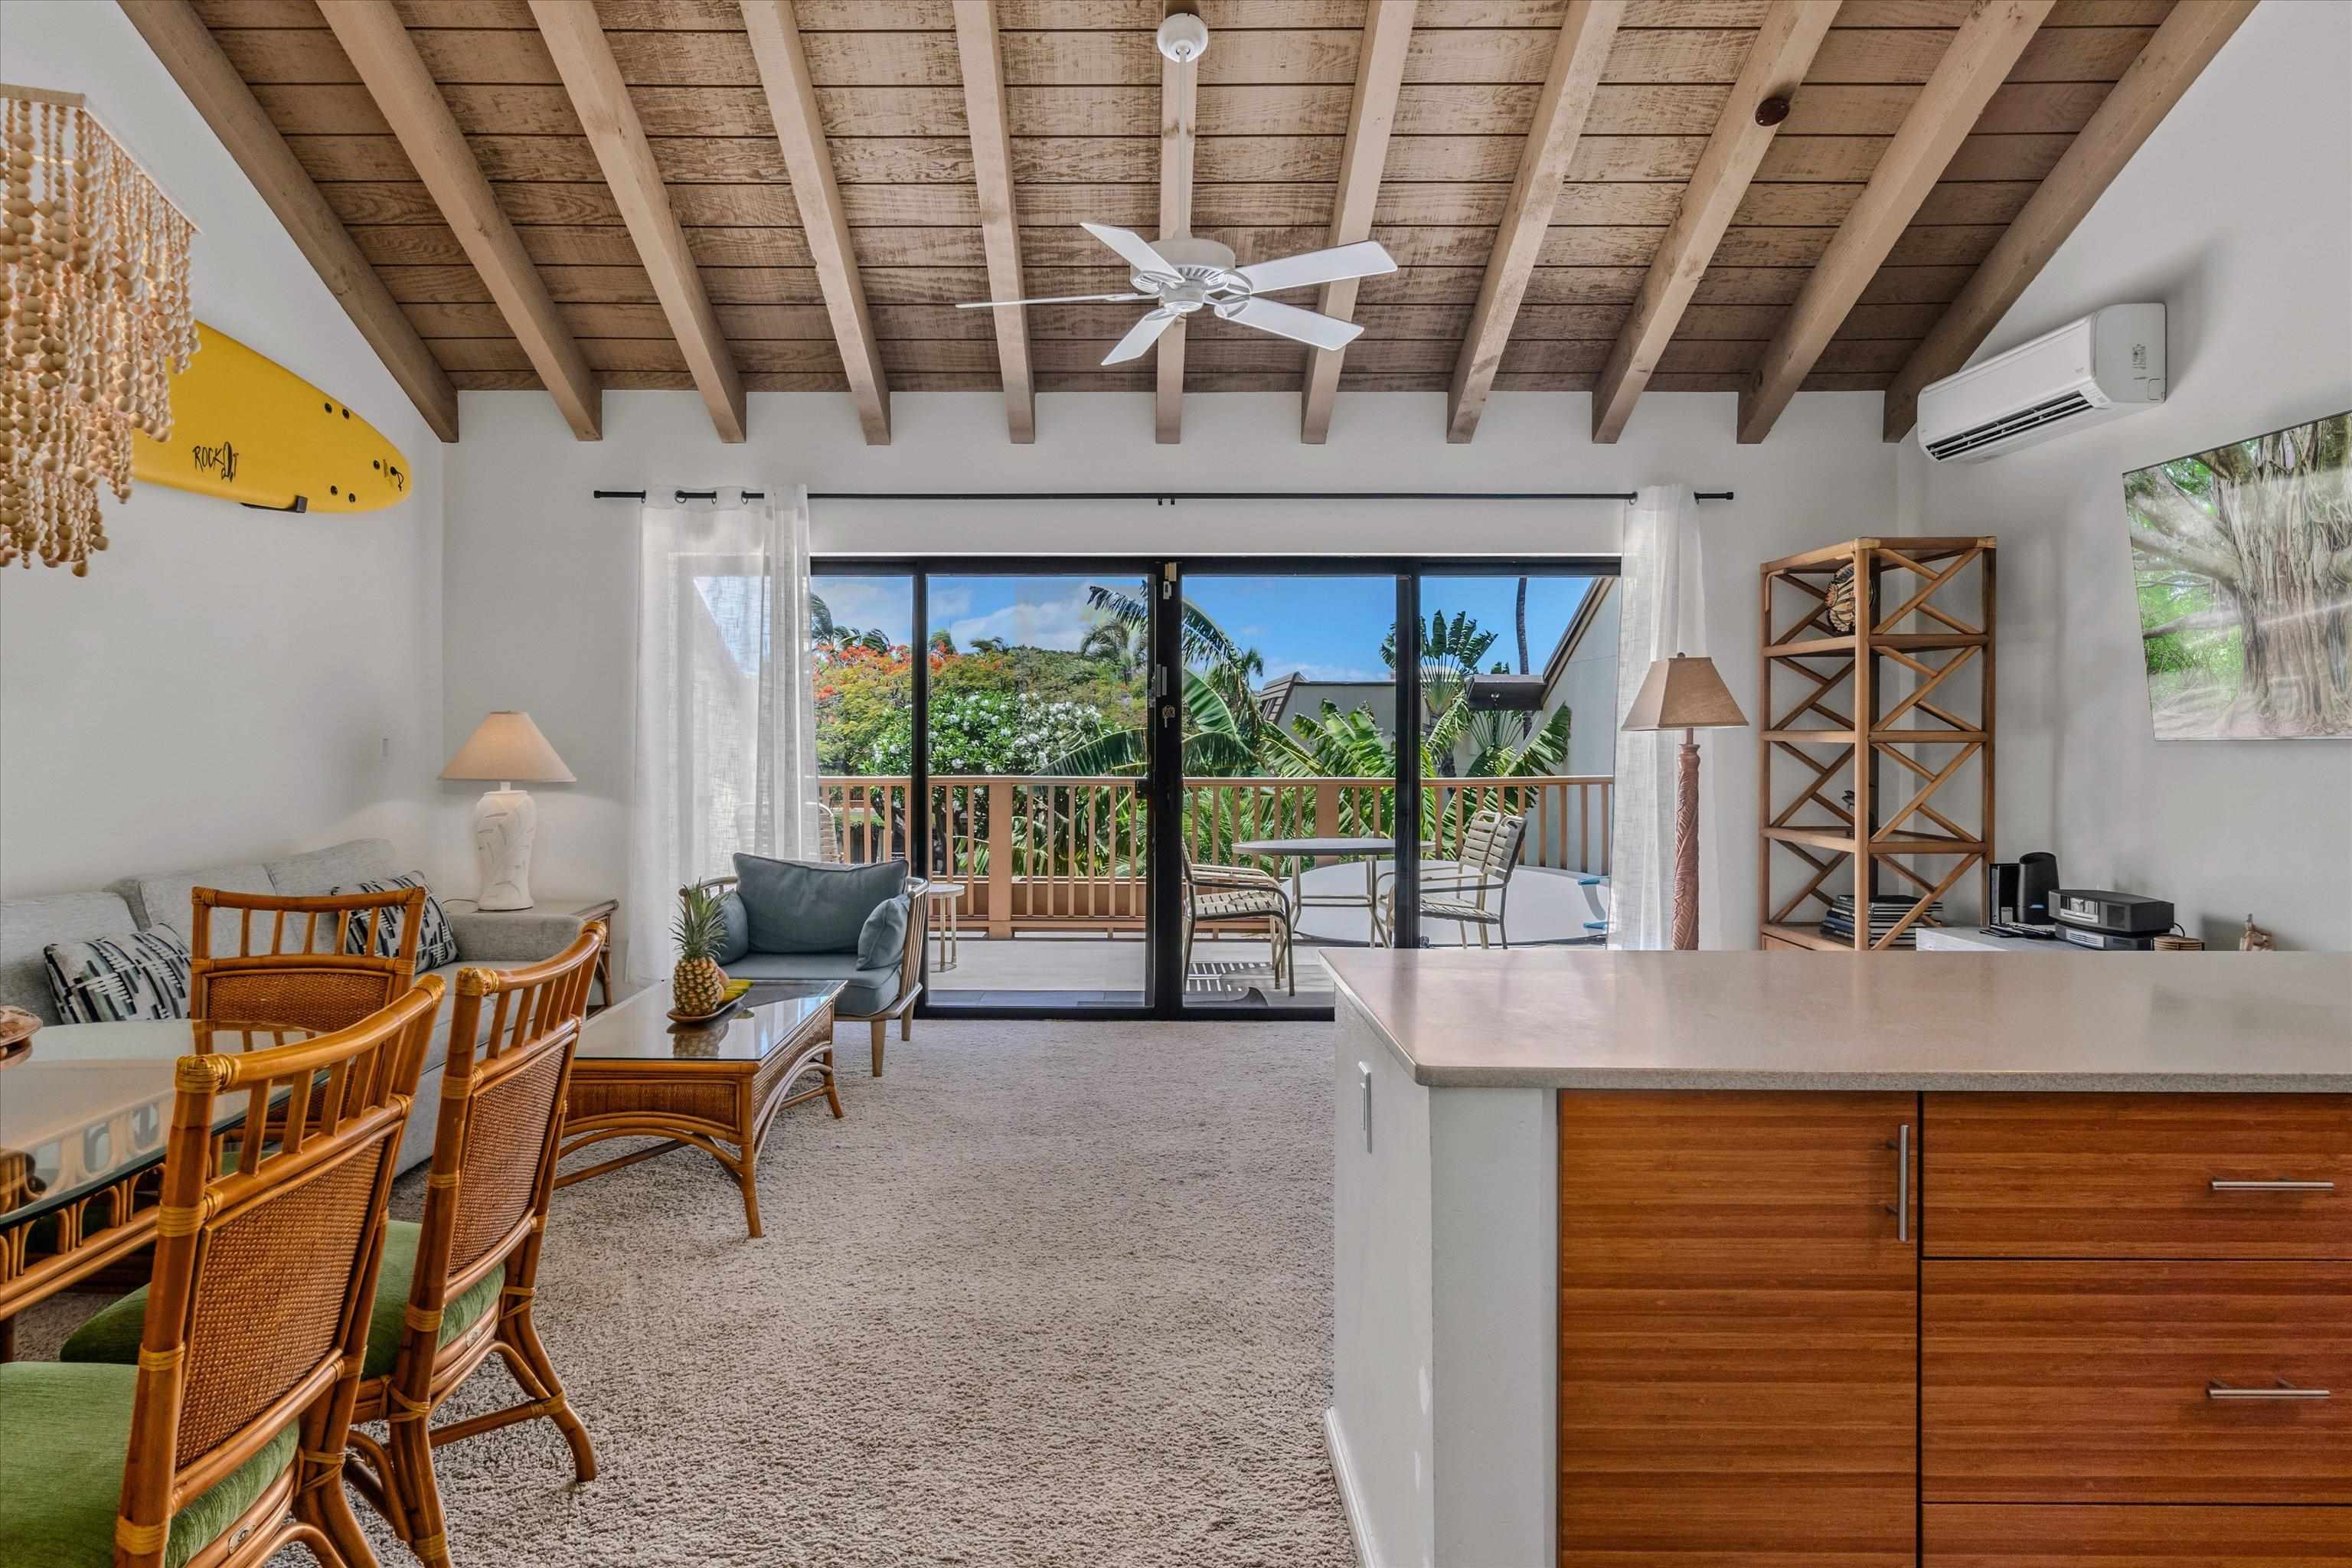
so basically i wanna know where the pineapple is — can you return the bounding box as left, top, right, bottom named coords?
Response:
left=671, top=886, right=731, bottom=1015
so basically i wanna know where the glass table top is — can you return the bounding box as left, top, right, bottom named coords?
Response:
left=577, top=980, right=841, bottom=1064
left=0, top=1019, right=315, bottom=1228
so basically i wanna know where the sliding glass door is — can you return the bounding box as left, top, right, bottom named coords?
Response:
left=1178, top=569, right=1403, bottom=1009
left=811, top=554, right=1615, bottom=1021
left=1403, top=570, right=1619, bottom=951
left=921, top=570, right=1154, bottom=1008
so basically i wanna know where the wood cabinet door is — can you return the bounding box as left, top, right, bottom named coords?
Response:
left=1559, top=1092, right=1920, bottom=1566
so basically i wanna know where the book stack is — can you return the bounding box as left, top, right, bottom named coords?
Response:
left=1819, top=895, right=1945, bottom=949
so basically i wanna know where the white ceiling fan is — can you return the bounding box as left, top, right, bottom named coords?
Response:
left=956, top=222, right=1399, bottom=365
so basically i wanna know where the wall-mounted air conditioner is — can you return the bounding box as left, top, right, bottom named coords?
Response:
left=1916, top=303, right=2165, bottom=463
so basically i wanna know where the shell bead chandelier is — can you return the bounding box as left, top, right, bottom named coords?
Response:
left=0, top=87, right=197, bottom=575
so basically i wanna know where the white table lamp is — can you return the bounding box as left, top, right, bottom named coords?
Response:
left=441, top=711, right=574, bottom=910
left=1621, top=654, right=1749, bottom=951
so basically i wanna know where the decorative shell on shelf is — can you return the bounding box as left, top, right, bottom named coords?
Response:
left=1823, top=561, right=1857, bottom=634
left=2239, top=914, right=2275, bottom=952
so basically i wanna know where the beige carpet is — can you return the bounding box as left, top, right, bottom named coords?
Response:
left=18, top=1018, right=1352, bottom=1568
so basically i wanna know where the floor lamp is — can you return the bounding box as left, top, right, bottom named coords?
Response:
left=1621, top=655, right=1749, bottom=950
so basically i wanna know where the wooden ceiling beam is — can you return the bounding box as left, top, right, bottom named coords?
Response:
left=742, top=0, right=888, bottom=445
left=1156, top=1, right=1200, bottom=446
left=953, top=0, right=1031, bottom=444
left=1300, top=0, right=1415, bottom=446
left=1444, top=0, right=1624, bottom=445
left=531, top=0, right=746, bottom=443
left=1881, top=0, right=2256, bottom=442
left=1590, top=0, right=1834, bottom=445
left=321, top=0, right=598, bottom=441
left=1738, top=0, right=2053, bottom=446
left=116, top=0, right=459, bottom=443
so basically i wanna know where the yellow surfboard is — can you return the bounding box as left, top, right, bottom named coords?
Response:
left=132, top=322, right=412, bottom=513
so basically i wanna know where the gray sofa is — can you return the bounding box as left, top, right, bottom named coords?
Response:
left=0, top=838, right=587, bottom=1172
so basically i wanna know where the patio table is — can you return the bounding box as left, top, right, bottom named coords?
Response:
left=1232, top=835, right=1394, bottom=942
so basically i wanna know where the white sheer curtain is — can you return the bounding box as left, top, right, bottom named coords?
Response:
left=627, top=486, right=820, bottom=982
left=1609, top=484, right=1719, bottom=949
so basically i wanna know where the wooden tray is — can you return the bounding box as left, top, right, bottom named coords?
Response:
left=667, top=995, right=743, bottom=1026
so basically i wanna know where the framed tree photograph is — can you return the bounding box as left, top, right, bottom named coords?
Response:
left=2125, top=410, right=2352, bottom=740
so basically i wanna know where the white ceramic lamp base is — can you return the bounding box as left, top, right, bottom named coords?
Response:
left=471, top=786, right=539, bottom=910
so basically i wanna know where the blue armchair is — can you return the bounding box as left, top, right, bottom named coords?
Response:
left=687, top=854, right=927, bottom=1077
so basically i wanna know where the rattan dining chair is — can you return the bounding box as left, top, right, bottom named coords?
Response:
left=341, top=925, right=606, bottom=1568
left=190, top=885, right=428, bottom=1034
left=18, top=982, right=443, bottom=1568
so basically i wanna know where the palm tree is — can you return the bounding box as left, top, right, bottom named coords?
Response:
left=1382, top=609, right=1501, bottom=775
left=1514, top=577, right=1530, bottom=675
left=1078, top=616, right=1148, bottom=680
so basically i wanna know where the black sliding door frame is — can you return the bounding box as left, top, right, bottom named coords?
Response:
left=812, top=554, right=1616, bottom=1022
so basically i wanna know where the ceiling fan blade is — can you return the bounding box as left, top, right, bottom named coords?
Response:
left=1233, top=240, right=1398, bottom=296
left=1220, top=296, right=1364, bottom=353
left=956, top=292, right=1154, bottom=309
left=1080, top=221, right=1184, bottom=280
left=1102, top=309, right=1179, bottom=365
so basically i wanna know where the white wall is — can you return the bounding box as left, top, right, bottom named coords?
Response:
left=441, top=388, right=1899, bottom=946
left=1917, top=0, right=2352, bottom=952
left=0, top=1, right=447, bottom=899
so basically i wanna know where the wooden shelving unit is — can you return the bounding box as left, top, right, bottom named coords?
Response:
left=1758, top=537, right=1996, bottom=952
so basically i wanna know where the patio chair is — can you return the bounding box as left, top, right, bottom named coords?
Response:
left=1181, top=851, right=1295, bottom=996
left=812, top=800, right=846, bottom=864
left=1376, top=808, right=1529, bottom=949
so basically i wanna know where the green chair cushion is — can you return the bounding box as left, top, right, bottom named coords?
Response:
left=0, top=1361, right=296, bottom=1568
left=60, top=1220, right=503, bottom=1380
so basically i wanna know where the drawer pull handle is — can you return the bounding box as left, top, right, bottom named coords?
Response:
left=1883, top=1123, right=1910, bottom=1243
left=2210, top=1178, right=2335, bottom=1192
left=2208, top=1380, right=2331, bottom=1401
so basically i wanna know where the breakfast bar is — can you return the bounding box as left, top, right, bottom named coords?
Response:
left=1322, top=949, right=2352, bottom=1568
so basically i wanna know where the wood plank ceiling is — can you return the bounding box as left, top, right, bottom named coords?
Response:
left=175, top=0, right=2214, bottom=443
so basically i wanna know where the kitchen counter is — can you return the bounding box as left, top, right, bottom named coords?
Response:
left=1323, top=947, right=2352, bottom=1093
left=1322, top=948, right=2350, bottom=1568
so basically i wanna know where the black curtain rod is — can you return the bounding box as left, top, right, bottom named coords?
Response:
left=591, top=488, right=1732, bottom=502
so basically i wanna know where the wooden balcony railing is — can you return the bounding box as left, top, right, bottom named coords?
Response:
left=819, top=774, right=1612, bottom=939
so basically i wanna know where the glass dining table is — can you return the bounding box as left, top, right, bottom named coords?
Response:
left=0, top=1018, right=313, bottom=1357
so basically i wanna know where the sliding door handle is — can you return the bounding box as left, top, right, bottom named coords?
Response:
left=1883, top=1123, right=1910, bottom=1243
left=2209, top=1379, right=2331, bottom=1401
left=2210, top=1178, right=2335, bottom=1192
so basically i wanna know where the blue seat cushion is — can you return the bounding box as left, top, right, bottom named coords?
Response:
left=730, top=854, right=906, bottom=955
left=726, top=951, right=902, bottom=1016
left=0, top=1361, right=296, bottom=1568
left=61, top=1220, right=501, bottom=1381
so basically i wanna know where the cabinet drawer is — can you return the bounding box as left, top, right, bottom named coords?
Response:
left=1925, top=1504, right=2352, bottom=1564
left=1923, top=1094, right=2350, bottom=1259
left=1923, top=1260, right=2351, bottom=1504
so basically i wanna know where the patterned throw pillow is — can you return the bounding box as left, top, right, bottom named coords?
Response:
left=332, top=872, right=459, bottom=972
left=45, top=929, right=194, bottom=1024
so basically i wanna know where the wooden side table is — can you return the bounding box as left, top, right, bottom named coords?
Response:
left=924, top=881, right=967, bottom=971
left=557, top=979, right=840, bottom=1238
left=443, top=893, right=619, bottom=1009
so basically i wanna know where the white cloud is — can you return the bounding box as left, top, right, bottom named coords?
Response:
left=813, top=579, right=913, bottom=642
left=946, top=584, right=1102, bottom=652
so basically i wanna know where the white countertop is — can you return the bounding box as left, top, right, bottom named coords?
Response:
left=1323, top=948, right=2352, bottom=1092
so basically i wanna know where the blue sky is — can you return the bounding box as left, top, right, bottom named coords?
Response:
left=812, top=572, right=1597, bottom=684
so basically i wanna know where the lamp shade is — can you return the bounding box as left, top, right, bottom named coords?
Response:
left=1621, top=654, right=1748, bottom=732
left=440, top=711, right=575, bottom=783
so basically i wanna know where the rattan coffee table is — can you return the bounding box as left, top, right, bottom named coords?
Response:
left=557, top=978, right=841, bottom=1238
